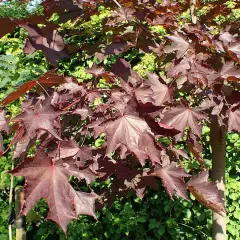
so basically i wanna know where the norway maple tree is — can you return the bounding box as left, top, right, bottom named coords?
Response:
left=1, top=0, right=240, bottom=239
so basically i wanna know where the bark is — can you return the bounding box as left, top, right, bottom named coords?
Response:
left=210, top=116, right=226, bottom=240
left=15, top=186, right=26, bottom=240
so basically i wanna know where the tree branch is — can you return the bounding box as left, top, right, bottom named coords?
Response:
left=8, top=163, right=14, bottom=240
left=190, top=0, right=197, bottom=24
left=113, top=0, right=122, bottom=8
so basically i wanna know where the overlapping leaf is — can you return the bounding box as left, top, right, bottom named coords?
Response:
left=21, top=24, right=69, bottom=66
left=228, top=105, right=240, bottom=133
left=164, top=32, right=189, bottom=59
left=49, top=140, right=92, bottom=167
left=146, top=73, right=172, bottom=106
left=188, top=171, right=225, bottom=215
left=161, top=106, right=206, bottom=140
left=10, top=149, right=98, bottom=233
left=101, top=100, right=162, bottom=165
left=150, top=162, right=190, bottom=199
left=14, top=98, right=62, bottom=140
left=2, top=71, right=66, bottom=105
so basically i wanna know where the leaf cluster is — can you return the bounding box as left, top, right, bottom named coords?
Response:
left=1, top=0, right=240, bottom=234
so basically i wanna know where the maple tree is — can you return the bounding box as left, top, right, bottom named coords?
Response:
left=1, top=0, right=240, bottom=239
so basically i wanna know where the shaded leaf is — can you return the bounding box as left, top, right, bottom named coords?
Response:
left=164, top=32, right=189, bottom=58
left=21, top=24, right=69, bottom=66
left=150, top=162, right=190, bottom=199
left=188, top=171, right=225, bottom=215
left=146, top=73, right=172, bottom=106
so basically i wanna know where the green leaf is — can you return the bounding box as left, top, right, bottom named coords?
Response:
left=137, top=216, right=147, bottom=223
left=229, top=193, right=238, bottom=200
left=202, top=126, right=210, bottom=135
left=0, top=77, right=11, bottom=88
left=149, top=218, right=159, bottom=229
left=233, top=209, right=240, bottom=220
left=156, top=226, right=165, bottom=236
left=94, top=137, right=105, bottom=148
left=196, top=212, right=205, bottom=222
left=185, top=209, right=192, bottom=219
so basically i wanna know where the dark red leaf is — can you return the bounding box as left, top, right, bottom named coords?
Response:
left=146, top=73, right=172, bottom=106
left=101, top=101, right=161, bottom=165
left=161, top=106, right=206, bottom=140
left=0, top=134, right=4, bottom=156
left=150, top=162, right=190, bottom=199
left=2, top=71, right=66, bottom=106
left=164, top=32, right=189, bottom=59
left=2, top=81, right=37, bottom=106
left=14, top=99, right=62, bottom=140
left=86, top=63, right=114, bottom=82
left=73, top=108, right=90, bottom=120
left=21, top=24, right=69, bottom=66
left=220, top=61, right=240, bottom=81
left=10, top=149, right=98, bottom=233
left=187, top=133, right=204, bottom=165
left=188, top=171, right=225, bottom=215
left=13, top=135, right=35, bottom=159
left=228, top=42, right=240, bottom=60
left=228, top=105, right=240, bottom=133
left=49, top=140, right=92, bottom=167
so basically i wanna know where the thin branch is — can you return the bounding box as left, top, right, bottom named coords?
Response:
left=36, top=81, right=50, bottom=97
left=62, top=98, right=82, bottom=111
left=179, top=223, right=209, bottom=237
left=190, top=0, right=197, bottom=24
left=8, top=163, right=14, bottom=240
left=169, top=78, right=176, bottom=87
left=113, top=0, right=122, bottom=8
left=81, top=127, right=89, bottom=146
left=2, top=146, right=10, bottom=156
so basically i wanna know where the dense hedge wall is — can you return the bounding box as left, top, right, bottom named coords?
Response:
left=0, top=1, right=240, bottom=240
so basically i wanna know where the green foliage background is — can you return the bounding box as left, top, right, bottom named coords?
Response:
left=0, top=1, right=240, bottom=240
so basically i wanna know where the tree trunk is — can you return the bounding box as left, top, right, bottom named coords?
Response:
left=210, top=116, right=226, bottom=240
left=15, top=186, right=26, bottom=240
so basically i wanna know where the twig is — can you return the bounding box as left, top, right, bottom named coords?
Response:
left=81, top=127, right=89, bottom=146
left=169, top=78, right=176, bottom=87
left=179, top=223, right=209, bottom=237
left=36, top=81, right=50, bottom=97
left=190, top=0, right=197, bottom=24
left=8, top=163, right=14, bottom=240
left=113, top=0, right=122, bottom=8
left=2, top=146, right=10, bottom=156
left=62, top=98, right=82, bottom=111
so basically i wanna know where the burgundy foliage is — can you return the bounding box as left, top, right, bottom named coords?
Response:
left=1, top=0, right=240, bottom=233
